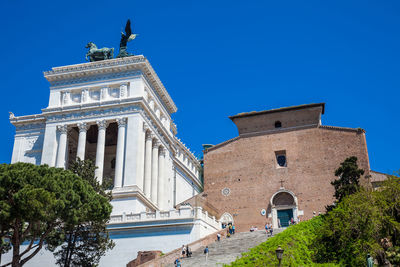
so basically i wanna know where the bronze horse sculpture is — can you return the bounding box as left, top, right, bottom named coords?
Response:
left=85, top=42, right=114, bottom=62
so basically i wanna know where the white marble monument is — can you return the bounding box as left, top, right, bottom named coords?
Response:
left=7, top=56, right=220, bottom=267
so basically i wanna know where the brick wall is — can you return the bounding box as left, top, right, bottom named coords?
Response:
left=203, top=126, right=370, bottom=231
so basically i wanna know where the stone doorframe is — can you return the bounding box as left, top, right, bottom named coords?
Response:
left=269, top=189, right=298, bottom=229
left=219, top=212, right=234, bottom=225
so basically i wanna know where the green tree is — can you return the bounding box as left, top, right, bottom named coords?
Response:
left=47, top=159, right=114, bottom=267
left=331, top=156, right=365, bottom=203
left=316, top=190, right=383, bottom=266
left=316, top=174, right=400, bottom=266
left=0, top=163, right=110, bottom=267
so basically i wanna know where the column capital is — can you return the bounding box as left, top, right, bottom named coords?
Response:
left=116, top=117, right=127, bottom=128
left=143, top=122, right=150, bottom=131
left=159, top=147, right=166, bottom=156
left=57, top=124, right=68, bottom=134
left=146, top=132, right=154, bottom=141
left=152, top=139, right=160, bottom=148
left=77, top=122, right=89, bottom=132
left=96, top=120, right=109, bottom=130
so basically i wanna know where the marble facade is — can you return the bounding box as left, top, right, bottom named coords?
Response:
left=7, top=56, right=220, bottom=266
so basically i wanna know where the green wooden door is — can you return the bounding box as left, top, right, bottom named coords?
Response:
left=277, top=209, right=293, bottom=227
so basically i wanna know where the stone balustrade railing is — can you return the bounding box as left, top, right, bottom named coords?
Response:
left=109, top=206, right=221, bottom=229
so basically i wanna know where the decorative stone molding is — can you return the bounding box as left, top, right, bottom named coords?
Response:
left=116, top=117, right=127, bottom=128
left=43, top=56, right=177, bottom=113
left=159, top=146, right=166, bottom=156
left=45, top=105, right=141, bottom=123
left=153, top=138, right=161, bottom=148
left=222, top=188, right=231, bottom=196
left=57, top=124, right=68, bottom=133
left=120, top=83, right=128, bottom=98
left=81, top=89, right=89, bottom=103
left=152, top=139, right=160, bottom=148
left=62, top=91, right=70, bottom=105
left=100, top=87, right=109, bottom=100
left=146, top=132, right=154, bottom=141
left=96, top=120, right=108, bottom=130
left=143, top=122, right=150, bottom=132
left=77, top=122, right=89, bottom=132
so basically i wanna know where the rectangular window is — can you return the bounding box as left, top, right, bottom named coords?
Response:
left=275, top=150, right=287, bottom=168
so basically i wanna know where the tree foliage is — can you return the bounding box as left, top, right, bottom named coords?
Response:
left=316, top=176, right=400, bottom=266
left=0, top=163, right=110, bottom=267
left=331, top=156, right=365, bottom=203
left=47, top=159, right=114, bottom=267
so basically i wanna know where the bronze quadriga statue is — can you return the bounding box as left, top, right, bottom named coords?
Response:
left=85, top=19, right=137, bottom=62
left=85, top=42, right=114, bottom=62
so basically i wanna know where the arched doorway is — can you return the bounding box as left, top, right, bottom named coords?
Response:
left=219, top=212, right=234, bottom=228
left=270, top=189, right=298, bottom=228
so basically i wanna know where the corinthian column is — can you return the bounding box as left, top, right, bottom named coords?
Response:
left=76, top=122, right=88, bottom=160
left=56, top=125, right=68, bottom=168
left=114, top=118, right=127, bottom=188
left=143, top=132, right=153, bottom=197
left=95, top=120, right=108, bottom=184
left=157, top=147, right=166, bottom=209
left=151, top=140, right=159, bottom=203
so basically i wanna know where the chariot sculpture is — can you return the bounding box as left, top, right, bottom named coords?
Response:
left=85, top=19, right=137, bottom=62
left=85, top=42, right=114, bottom=62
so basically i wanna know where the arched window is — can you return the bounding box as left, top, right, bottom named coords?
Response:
left=275, top=121, right=282, bottom=128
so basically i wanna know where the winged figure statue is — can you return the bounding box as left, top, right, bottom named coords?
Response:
left=117, top=19, right=137, bottom=58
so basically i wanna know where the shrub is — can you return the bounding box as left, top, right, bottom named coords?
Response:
left=227, top=217, right=339, bottom=266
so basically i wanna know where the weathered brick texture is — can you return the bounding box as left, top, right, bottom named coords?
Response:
left=203, top=108, right=370, bottom=232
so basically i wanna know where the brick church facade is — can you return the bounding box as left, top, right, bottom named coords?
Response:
left=201, top=103, right=372, bottom=231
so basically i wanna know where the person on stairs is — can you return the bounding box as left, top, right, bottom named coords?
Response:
left=186, top=245, right=192, bottom=257
left=181, top=245, right=186, bottom=259
left=204, top=246, right=209, bottom=264
left=174, top=258, right=181, bottom=267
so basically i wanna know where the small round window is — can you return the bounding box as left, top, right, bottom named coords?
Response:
left=277, top=155, right=286, bottom=167
left=222, top=188, right=231, bottom=196
left=275, top=121, right=282, bottom=128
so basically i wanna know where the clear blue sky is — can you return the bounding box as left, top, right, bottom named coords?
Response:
left=0, top=1, right=399, bottom=174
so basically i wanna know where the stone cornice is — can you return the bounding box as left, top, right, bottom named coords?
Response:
left=319, top=125, right=365, bottom=133
left=174, top=137, right=201, bottom=168
left=43, top=55, right=177, bottom=114
left=111, top=186, right=158, bottom=211
left=10, top=114, right=45, bottom=126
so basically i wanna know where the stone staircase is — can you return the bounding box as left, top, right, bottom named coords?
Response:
left=167, top=229, right=284, bottom=267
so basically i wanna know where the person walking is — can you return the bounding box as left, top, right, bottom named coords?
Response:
left=186, top=245, right=191, bottom=257
left=217, top=233, right=221, bottom=241
left=181, top=245, right=186, bottom=259
left=204, top=246, right=209, bottom=264
left=174, top=258, right=181, bottom=267
left=232, top=224, right=235, bottom=234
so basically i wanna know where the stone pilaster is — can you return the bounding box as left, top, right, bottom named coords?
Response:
left=114, top=118, right=127, bottom=188
left=120, top=83, right=128, bottom=98
left=56, top=125, right=68, bottom=168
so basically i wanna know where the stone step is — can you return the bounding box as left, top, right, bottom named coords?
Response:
left=167, top=228, right=284, bottom=267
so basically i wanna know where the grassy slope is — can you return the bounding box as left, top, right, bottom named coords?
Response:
left=226, top=217, right=341, bottom=267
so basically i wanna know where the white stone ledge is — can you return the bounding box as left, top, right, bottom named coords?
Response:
left=108, top=206, right=221, bottom=230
